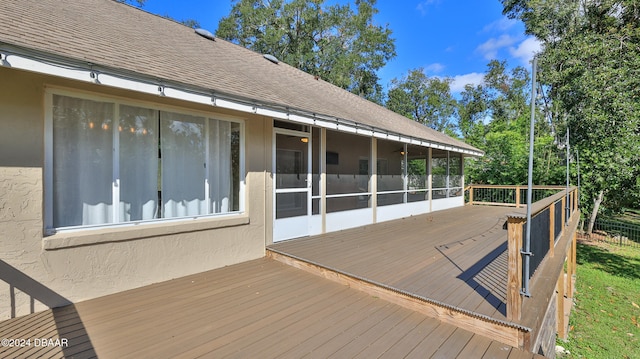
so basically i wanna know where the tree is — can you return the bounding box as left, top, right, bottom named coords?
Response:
left=459, top=60, right=567, bottom=187
left=216, top=0, right=396, bottom=103
left=502, top=0, right=640, bottom=230
left=385, top=68, right=457, bottom=132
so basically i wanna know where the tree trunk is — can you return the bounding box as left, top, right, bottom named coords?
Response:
left=587, top=190, right=604, bottom=235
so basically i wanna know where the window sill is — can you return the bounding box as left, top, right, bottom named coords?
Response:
left=43, top=214, right=250, bottom=250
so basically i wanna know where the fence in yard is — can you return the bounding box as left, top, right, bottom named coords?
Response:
left=583, top=218, right=640, bottom=248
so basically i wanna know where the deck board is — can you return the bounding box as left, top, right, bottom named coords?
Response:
left=270, top=205, right=513, bottom=321
left=0, top=257, right=542, bottom=359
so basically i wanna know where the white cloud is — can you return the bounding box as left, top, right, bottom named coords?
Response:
left=509, top=37, right=542, bottom=66
left=450, top=72, right=485, bottom=93
left=425, top=62, right=445, bottom=74
left=416, top=0, right=441, bottom=15
left=476, top=34, right=519, bottom=60
left=482, top=17, right=518, bottom=33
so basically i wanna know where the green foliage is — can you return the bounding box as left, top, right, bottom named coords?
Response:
left=216, top=0, right=396, bottom=103
left=385, top=68, right=456, bottom=132
left=558, top=241, right=640, bottom=358
left=502, top=0, right=640, bottom=218
left=459, top=60, right=568, bottom=187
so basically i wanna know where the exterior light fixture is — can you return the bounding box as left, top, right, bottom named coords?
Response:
left=300, top=138, right=309, bottom=143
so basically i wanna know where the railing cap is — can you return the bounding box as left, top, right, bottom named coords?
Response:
left=507, top=186, right=578, bottom=220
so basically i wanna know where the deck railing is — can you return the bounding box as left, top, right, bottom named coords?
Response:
left=464, top=185, right=566, bottom=208
left=466, top=185, right=579, bottom=322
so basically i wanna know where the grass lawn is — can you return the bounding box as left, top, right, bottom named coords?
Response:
left=558, top=239, right=640, bottom=358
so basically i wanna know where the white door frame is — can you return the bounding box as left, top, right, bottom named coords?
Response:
left=273, top=128, right=312, bottom=242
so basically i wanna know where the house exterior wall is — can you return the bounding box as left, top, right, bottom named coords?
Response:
left=0, top=67, right=270, bottom=320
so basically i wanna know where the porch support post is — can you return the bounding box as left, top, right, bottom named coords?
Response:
left=320, top=128, right=327, bottom=233
left=427, top=147, right=432, bottom=212
left=507, top=216, right=525, bottom=321
left=371, top=137, right=377, bottom=223
left=549, top=201, right=555, bottom=257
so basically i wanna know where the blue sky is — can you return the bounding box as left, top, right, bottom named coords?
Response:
left=142, top=0, right=540, bottom=93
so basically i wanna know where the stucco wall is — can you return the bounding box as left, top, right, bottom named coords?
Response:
left=0, top=67, right=269, bottom=320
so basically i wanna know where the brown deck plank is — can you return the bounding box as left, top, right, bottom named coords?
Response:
left=483, top=340, right=517, bottom=359
left=377, top=315, right=441, bottom=359
left=456, top=333, right=494, bottom=357
left=405, top=322, right=457, bottom=358
left=351, top=311, right=428, bottom=359
left=429, top=327, right=475, bottom=359
left=269, top=205, right=513, bottom=320
left=1, top=222, right=546, bottom=359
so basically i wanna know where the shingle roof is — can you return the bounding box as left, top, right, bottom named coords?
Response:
left=0, top=0, right=481, bottom=154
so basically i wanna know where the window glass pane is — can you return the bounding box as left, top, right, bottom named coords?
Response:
left=52, top=95, right=114, bottom=227
left=119, top=105, right=159, bottom=222
left=208, top=119, right=240, bottom=213
left=376, top=139, right=404, bottom=192
left=161, top=111, right=206, bottom=218
left=326, top=130, right=370, bottom=195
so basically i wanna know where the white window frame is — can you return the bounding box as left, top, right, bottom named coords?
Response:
left=44, top=88, right=245, bottom=234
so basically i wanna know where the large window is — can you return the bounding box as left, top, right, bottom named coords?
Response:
left=47, top=93, right=243, bottom=231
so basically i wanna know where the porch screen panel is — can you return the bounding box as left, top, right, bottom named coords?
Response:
left=119, top=105, right=159, bottom=221
left=208, top=119, right=240, bottom=213
left=406, top=144, right=428, bottom=202
left=376, top=138, right=404, bottom=206
left=52, top=95, right=114, bottom=227
left=431, top=150, right=448, bottom=199
left=325, top=130, right=371, bottom=213
left=448, top=153, right=463, bottom=197
left=161, top=111, right=206, bottom=218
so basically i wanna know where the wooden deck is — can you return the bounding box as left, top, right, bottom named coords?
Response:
left=270, top=205, right=515, bottom=321
left=0, top=257, right=544, bottom=358
left=268, top=205, right=537, bottom=347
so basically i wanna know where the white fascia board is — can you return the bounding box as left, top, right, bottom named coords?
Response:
left=214, top=98, right=255, bottom=113
left=356, top=128, right=373, bottom=137
left=373, top=131, right=388, bottom=139
left=162, top=86, right=212, bottom=106
left=256, top=107, right=289, bottom=120
left=288, top=114, right=315, bottom=125
left=336, top=123, right=358, bottom=134
left=5, top=53, right=90, bottom=82
left=314, top=118, right=338, bottom=129
left=399, top=136, right=411, bottom=144
left=98, top=73, right=159, bottom=96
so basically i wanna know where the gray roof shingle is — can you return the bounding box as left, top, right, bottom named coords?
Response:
left=0, top=0, right=481, bottom=154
